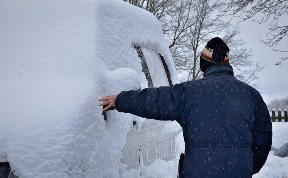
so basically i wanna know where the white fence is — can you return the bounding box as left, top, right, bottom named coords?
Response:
left=120, top=129, right=181, bottom=173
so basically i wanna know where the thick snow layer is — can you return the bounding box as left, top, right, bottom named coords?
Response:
left=0, top=0, right=177, bottom=177
left=96, top=0, right=178, bottom=83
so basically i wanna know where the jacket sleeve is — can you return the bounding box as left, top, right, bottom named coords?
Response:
left=115, top=83, right=186, bottom=125
left=252, top=93, right=272, bottom=174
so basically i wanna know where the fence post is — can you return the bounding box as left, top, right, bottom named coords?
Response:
left=285, top=108, right=288, bottom=122
left=272, top=109, right=276, bottom=122
left=278, top=108, right=282, bottom=122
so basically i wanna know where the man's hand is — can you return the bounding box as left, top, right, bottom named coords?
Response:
left=98, top=95, right=117, bottom=111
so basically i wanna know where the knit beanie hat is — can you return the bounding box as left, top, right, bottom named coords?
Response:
left=200, top=37, right=230, bottom=72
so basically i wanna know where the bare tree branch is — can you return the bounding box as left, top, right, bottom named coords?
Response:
left=224, top=0, right=288, bottom=65
left=124, top=0, right=262, bottom=85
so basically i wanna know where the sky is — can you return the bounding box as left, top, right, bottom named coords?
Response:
left=234, top=17, right=288, bottom=104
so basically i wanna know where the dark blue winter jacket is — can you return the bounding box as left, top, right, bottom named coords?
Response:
left=115, top=64, right=272, bottom=178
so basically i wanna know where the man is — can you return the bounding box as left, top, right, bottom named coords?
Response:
left=99, top=37, right=272, bottom=178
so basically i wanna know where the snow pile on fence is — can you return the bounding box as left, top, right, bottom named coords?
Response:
left=0, top=0, right=177, bottom=177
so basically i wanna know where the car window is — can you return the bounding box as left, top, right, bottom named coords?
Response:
left=134, top=46, right=172, bottom=88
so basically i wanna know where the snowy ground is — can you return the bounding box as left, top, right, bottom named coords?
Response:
left=253, top=151, right=288, bottom=178
left=122, top=122, right=288, bottom=178
left=253, top=122, right=288, bottom=178
left=121, top=160, right=174, bottom=178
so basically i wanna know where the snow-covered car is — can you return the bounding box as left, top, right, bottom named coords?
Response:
left=0, top=0, right=181, bottom=177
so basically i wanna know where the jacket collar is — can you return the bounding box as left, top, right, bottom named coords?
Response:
left=204, top=63, right=234, bottom=77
